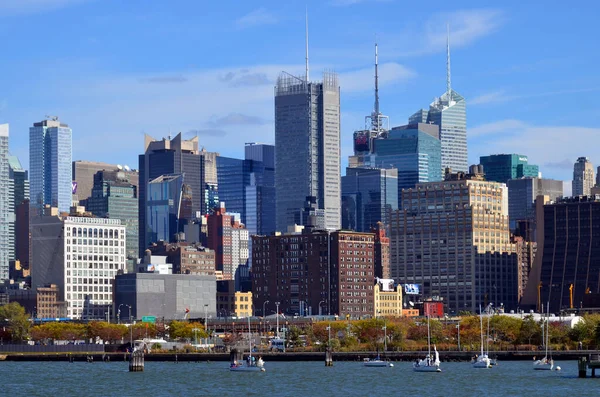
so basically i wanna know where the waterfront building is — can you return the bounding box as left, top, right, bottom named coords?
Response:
left=390, top=174, right=518, bottom=313
left=138, top=134, right=204, bottom=255
left=29, top=118, right=72, bottom=213
left=86, top=169, right=138, bottom=272
left=0, top=125, right=9, bottom=280
left=36, top=284, right=65, bottom=319
left=206, top=203, right=249, bottom=280
left=72, top=160, right=139, bottom=205
left=480, top=154, right=539, bottom=184
left=147, top=241, right=215, bottom=276
left=275, top=71, right=341, bottom=232
left=341, top=167, right=398, bottom=232
left=573, top=157, right=595, bottom=196
left=373, top=278, right=402, bottom=317
left=252, top=229, right=376, bottom=318
left=507, top=177, right=563, bottom=230
left=31, top=207, right=126, bottom=320
left=113, top=273, right=216, bottom=320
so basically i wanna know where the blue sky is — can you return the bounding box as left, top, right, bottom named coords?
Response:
left=1, top=0, right=599, bottom=189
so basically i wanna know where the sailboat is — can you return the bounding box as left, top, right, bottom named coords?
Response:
left=364, top=319, right=393, bottom=367
left=533, top=302, right=553, bottom=371
left=473, top=305, right=492, bottom=368
left=413, top=316, right=441, bottom=372
left=230, top=317, right=266, bottom=372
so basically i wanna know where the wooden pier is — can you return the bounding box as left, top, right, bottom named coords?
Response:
left=578, top=354, right=600, bottom=378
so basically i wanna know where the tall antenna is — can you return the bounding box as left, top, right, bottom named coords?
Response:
left=305, top=8, right=310, bottom=83
left=446, top=23, right=452, bottom=102
left=374, top=41, right=380, bottom=117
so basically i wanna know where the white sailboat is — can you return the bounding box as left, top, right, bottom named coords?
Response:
left=473, top=305, right=492, bottom=368
left=230, top=317, right=266, bottom=372
left=533, top=302, right=553, bottom=371
left=413, top=316, right=441, bottom=372
left=364, top=320, right=393, bottom=367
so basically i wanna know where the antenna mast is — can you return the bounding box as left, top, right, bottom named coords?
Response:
left=374, top=42, right=380, bottom=120
left=305, top=8, right=309, bottom=83
left=446, top=23, right=452, bottom=102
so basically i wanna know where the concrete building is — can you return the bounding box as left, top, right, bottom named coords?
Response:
left=390, top=175, right=519, bottom=313
left=72, top=161, right=139, bottom=204
left=374, top=278, right=402, bottom=317
left=507, top=177, right=563, bottom=230
left=512, top=235, right=535, bottom=304
left=15, top=199, right=30, bottom=271
left=87, top=169, right=138, bottom=272
left=31, top=207, right=127, bottom=320
left=216, top=280, right=252, bottom=318
left=36, top=284, right=66, bottom=319
left=341, top=167, right=398, bottom=232
left=0, top=125, right=9, bottom=280
left=573, top=157, right=595, bottom=197
left=113, top=273, right=216, bottom=320
left=252, top=229, right=376, bottom=318
left=275, top=71, right=341, bottom=232
left=373, top=222, right=390, bottom=279
left=147, top=241, right=215, bottom=276
left=206, top=203, right=248, bottom=280
left=480, top=154, right=539, bottom=184
left=29, top=118, right=72, bottom=213
left=7, top=154, right=29, bottom=266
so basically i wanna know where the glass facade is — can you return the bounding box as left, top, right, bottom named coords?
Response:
left=341, top=167, right=398, bottom=232
left=507, top=177, right=563, bottom=229
left=0, top=125, right=9, bottom=280
left=146, top=174, right=184, bottom=246
left=29, top=119, right=73, bottom=213
left=480, top=154, right=539, bottom=184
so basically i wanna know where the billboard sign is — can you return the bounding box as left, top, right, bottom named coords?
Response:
left=353, top=131, right=370, bottom=153
left=404, top=284, right=420, bottom=295
left=71, top=181, right=78, bottom=194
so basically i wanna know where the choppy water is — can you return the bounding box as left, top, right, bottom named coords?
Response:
left=1, top=359, right=595, bottom=396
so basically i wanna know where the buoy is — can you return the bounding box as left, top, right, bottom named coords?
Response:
left=555, top=366, right=561, bottom=371
left=389, top=363, right=394, bottom=367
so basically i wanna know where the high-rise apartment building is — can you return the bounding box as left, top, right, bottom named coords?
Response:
left=147, top=241, right=215, bottom=276
left=86, top=169, right=138, bottom=272
left=480, top=154, right=539, bottom=184
left=72, top=161, right=139, bottom=205
left=275, top=71, right=341, bottom=231
left=390, top=176, right=518, bottom=313
left=0, top=125, right=9, bottom=280
left=31, top=208, right=126, bottom=320
left=341, top=167, right=398, bottom=232
left=507, top=177, right=563, bottom=230
left=573, top=156, right=595, bottom=196
left=138, top=134, right=204, bottom=254
left=29, top=118, right=72, bottom=213
left=206, top=203, right=249, bottom=280
left=7, top=154, right=29, bottom=265
left=252, top=229, right=376, bottom=318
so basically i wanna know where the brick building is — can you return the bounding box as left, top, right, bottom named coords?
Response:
left=148, top=241, right=215, bottom=276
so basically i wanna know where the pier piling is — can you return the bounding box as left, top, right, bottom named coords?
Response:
left=325, top=347, right=333, bottom=367
left=129, top=350, right=144, bottom=372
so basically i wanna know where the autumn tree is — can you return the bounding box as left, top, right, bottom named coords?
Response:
left=0, top=302, right=30, bottom=341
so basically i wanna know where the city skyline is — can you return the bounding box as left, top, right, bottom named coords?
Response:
left=1, top=1, right=599, bottom=186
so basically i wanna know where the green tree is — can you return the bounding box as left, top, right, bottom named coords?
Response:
left=0, top=302, right=30, bottom=341
left=490, top=315, right=521, bottom=348
left=168, top=321, right=206, bottom=341
left=518, top=315, right=541, bottom=346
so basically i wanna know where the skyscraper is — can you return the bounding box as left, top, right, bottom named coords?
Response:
left=480, top=154, right=539, bottom=184
left=72, top=160, right=139, bottom=205
left=0, top=125, right=9, bottom=280
left=7, top=154, right=29, bottom=263
left=146, top=174, right=187, bottom=245
left=507, top=177, right=563, bottom=230
left=29, top=118, right=72, bottom=213
left=138, top=133, right=204, bottom=254
left=573, top=156, right=594, bottom=196
left=274, top=29, right=341, bottom=231
left=409, top=29, right=467, bottom=173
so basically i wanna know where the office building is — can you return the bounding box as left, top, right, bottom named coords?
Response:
left=480, top=154, right=540, bottom=184
left=341, top=167, right=398, bottom=232
left=139, top=134, right=206, bottom=254
left=275, top=71, right=341, bottom=231
left=7, top=154, right=29, bottom=267
left=29, top=118, right=72, bottom=213
left=86, top=169, right=139, bottom=272
left=373, top=222, right=391, bottom=279
left=373, top=278, right=403, bottom=317
left=573, top=157, right=595, bottom=196
left=0, top=125, right=9, bottom=280
left=146, top=174, right=189, bottom=246
left=31, top=208, right=126, bottom=320
left=72, top=160, right=139, bottom=204
left=390, top=175, right=518, bottom=313
left=147, top=241, right=215, bottom=276
left=507, top=177, right=563, bottom=230
left=217, top=280, right=252, bottom=317
left=113, top=273, right=216, bottom=320
left=206, top=203, right=249, bottom=281
left=252, top=229, right=376, bottom=318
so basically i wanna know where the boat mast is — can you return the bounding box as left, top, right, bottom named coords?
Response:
left=546, top=301, right=550, bottom=359
left=479, top=305, right=484, bottom=357
left=427, top=315, right=431, bottom=357
left=248, top=316, right=252, bottom=360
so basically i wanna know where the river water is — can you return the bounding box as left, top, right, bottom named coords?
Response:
left=2, top=359, right=595, bottom=396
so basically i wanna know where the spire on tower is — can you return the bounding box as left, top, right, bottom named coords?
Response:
left=446, top=23, right=452, bottom=102
left=305, top=8, right=310, bottom=83
left=374, top=42, right=380, bottom=118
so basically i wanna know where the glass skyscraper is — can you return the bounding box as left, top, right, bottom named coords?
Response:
left=29, top=118, right=73, bottom=213
left=146, top=174, right=185, bottom=245
left=480, top=154, right=539, bottom=184
left=370, top=123, right=442, bottom=196
left=86, top=169, right=138, bottom=272
left=341, top=167, right=398, bottom=232
left=275, top=72, right=341, bottom=231
left=0, top=125, right=9, bottom=280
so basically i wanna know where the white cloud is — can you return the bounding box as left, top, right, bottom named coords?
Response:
left=470, top=90, right=506, bottom=105
left=339, top=62, right=415, bottom=93
left=0, top=0, right=88, bottom=16
left=235, top=8, right=278, bottom=29
left=469, top=119, right=527, bottom=137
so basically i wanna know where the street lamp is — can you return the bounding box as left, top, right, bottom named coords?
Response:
left=275, top=301, right=280, bottom=339
left=318, top=300, right=325, bottom=316
left=456, top=322, right=461, bottom=351
left=204, top=304, right=209, bottom=352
